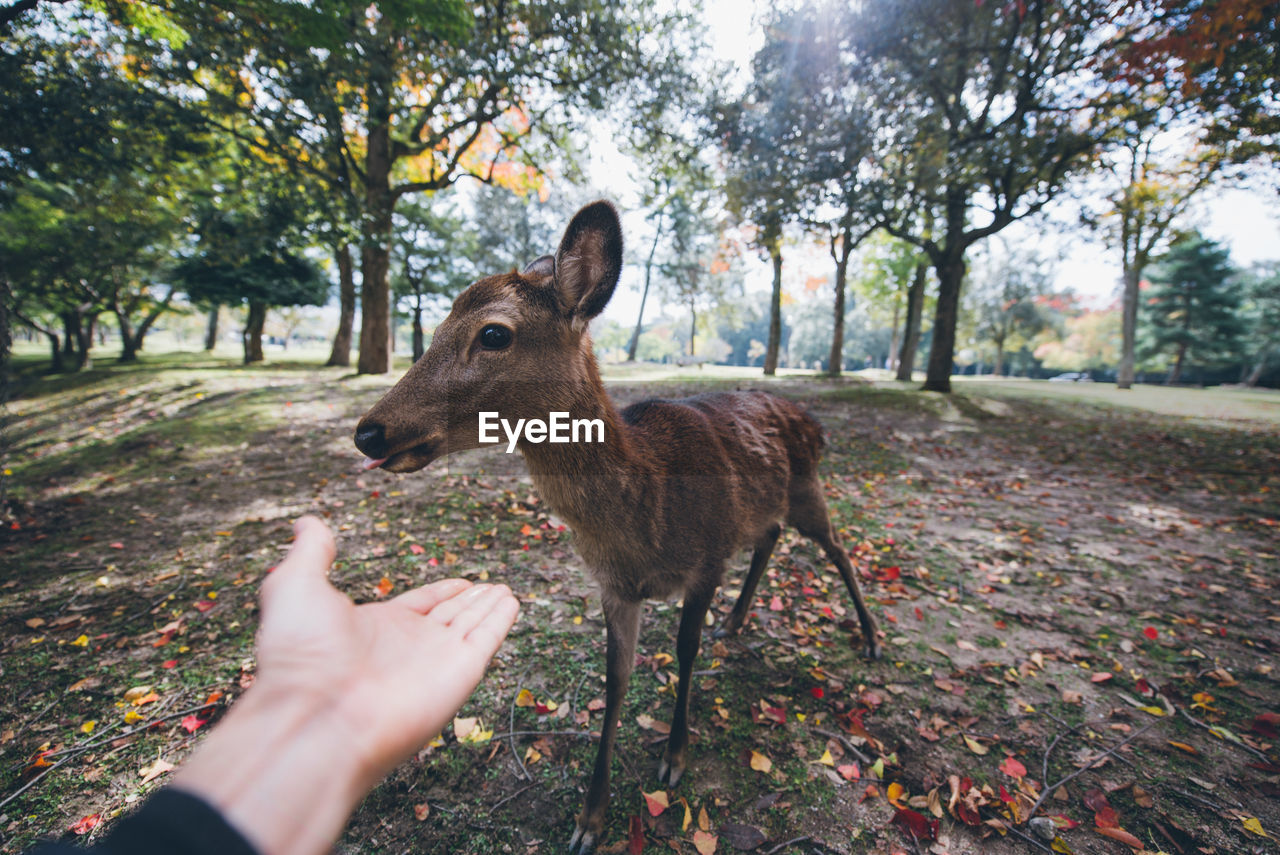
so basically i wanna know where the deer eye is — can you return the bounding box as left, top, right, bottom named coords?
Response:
left=478, top=324, right=512, bottom=351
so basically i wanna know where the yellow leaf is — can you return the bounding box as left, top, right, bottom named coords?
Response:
left=1242, top=817, right=1267, bottom=837
left=887, top=781, right=906, bottom=806
left=963, top=734, right=989, bottom=755
left=692, top=830, right=717, bottom=855
left=817, top=749, right=835, bottom=767
left=515, top=689, right=535, bottom=708
left=71, top=635, right=89, bottom=648
left=124, top=710, right=144, bottom=724
left=124, top=685, right=154, bottom=703
left=680, top=797, right=692, bottom=832
left=1051, top=836, right=1075, bottom=854
left=453, top=716, right=477, bottom=740
left=1167, top=741, right=1197, bottom=754
left=80, top=721, right=96, bottom=734
left=1139, top=705, right=1166, bottom=716
left=749, top=751, right=773, bottom=773
left=523, top=746, right=542, bottom=764
left=698, top=805, right=711, bottom=832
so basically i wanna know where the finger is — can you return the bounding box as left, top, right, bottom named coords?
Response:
left=462, top=591, right=520, bottom=655
left=439, top=584, right=514, bottom=638
left=261, top=515, right=337, bottom=613
left=421, top=582, right=494, bottom=627
left=393, top=578, right=472, bottom=615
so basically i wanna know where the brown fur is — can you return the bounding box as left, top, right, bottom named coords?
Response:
left=355, top=201, right=880, bottom=854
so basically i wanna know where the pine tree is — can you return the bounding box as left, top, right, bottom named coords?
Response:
left=1140, top=233, right=1244, bottom=384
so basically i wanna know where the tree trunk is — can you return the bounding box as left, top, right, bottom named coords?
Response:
left=412, top=302, right=425, bottom=362
left=923, top=249, right=965, bottom=393
left=688, top=302, right=696, bottom=357
left=62, top=313, right=77, bottom=359
left=888, top=287, right=902, bottom=372
left=204, top=306, right=220, bottom=351
left=244, top=301, right=267, bottom=364
left=763, top=245, right=783, bottom=376
left=827, top=237, right=851, bottom=376
left=73, top=313, right=94, bottom=370
left=896, top=261, right=927, bottom=382
left=993, top=340, right=1005, bottom=377
left=117, top=309, right=138, bottom=362
left=1244, top=357, right=1267, bottom=387
left=1117, top=264, right=1140, bottom=389
left=627, top=212, right=663, bottom=362
left=326, top=243, right=356, bottom=367
left=356, top=35, right=395, bottom=376
left=1167, top=340, right=1187, bottom=384
left=46, top=329, right=64, bottom=372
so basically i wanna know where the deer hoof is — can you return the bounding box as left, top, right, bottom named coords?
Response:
left=864, top=641, right=882, bottom=661
left=711, top=623, right=739, bottom=640
left=568, top=824, right=597, bottom=855
left=657, top=756, right=685, bottom=787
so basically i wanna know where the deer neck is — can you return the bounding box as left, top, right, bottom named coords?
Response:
left=517, top=352, right=653, bottom=548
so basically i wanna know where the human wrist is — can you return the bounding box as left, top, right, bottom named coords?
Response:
left=173, top=682, right=374, bottom=855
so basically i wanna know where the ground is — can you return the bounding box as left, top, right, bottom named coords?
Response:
left=1, top=353, right=1278, bottom=855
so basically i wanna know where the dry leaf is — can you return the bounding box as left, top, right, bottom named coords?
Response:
left=963, top=734, right=989, bottom=755
left=692, top=830, right=717, bottom=855
left=749, top=750, right=773, bottom=773
left=139, top=758, right=175, bottom=784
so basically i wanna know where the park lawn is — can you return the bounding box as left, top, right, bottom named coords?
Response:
left=1, top=353, right=1278, bottom=855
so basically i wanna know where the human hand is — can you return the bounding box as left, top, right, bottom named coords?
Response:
left=254, top=515, right=520, bottom=783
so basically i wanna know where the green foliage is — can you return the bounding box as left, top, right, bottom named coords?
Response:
left=1140, top=233, right=1244, bottom=381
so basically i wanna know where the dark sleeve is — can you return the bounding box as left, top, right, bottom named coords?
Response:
left=27, top=788, right=260, bottom=855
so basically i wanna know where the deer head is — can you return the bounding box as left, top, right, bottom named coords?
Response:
left=354, top=200, right=624, bottom=472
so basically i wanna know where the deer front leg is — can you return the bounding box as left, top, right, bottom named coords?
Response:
left=658, top=582, right=715, bottom=787
left=570, top=597, right=640, bottom=855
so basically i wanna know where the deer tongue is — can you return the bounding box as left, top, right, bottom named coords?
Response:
left=359, top=456, right=387, bottom=471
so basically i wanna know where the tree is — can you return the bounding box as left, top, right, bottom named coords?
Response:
left=969, top=247, right=1056, bottom=376
left=1237, top=263, right=1280, bottom=386
left=173, top=194, right=329, bottom=365
left=850, top=0, right=1135, bottom=392
left=1140, top=233, right=1244, bottom=384
left=392, top=196, right=476, bottom=361
left=656, top=193, right=736, bottom=358
left=156, top=0, right=695, bottom=374
left=851, top=233, right=924, bottom=374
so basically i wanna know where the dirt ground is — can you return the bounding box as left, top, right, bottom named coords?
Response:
left=1, top=357, right=1278, bottom=855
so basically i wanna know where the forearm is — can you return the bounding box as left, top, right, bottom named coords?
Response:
left=172, top=686, right=374, bottom=855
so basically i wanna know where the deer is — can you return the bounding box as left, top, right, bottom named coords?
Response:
left=353, top=201, right=881, bottom=855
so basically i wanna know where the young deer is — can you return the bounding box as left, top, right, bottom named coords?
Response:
left=354, top=201, right=880, bottom=854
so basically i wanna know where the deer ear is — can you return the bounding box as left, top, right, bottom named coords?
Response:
left=522, top=255, right=555, bottom=279
left=554, top=200, right=622, bottom=326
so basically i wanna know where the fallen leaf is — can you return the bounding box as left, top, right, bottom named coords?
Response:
left=887, top=781, right=906, bottom=807
left=1241, top=816, right=1267, bottom=837
left=515, top=688, right=535, bottom=708
left=453, top=716, right=477, bottom=740
left=891, top=807, right=939, bottom=841
left=718, top=823, right=765, bottom=850
left=628, top=815, right=644, bottom=855
left=749, top=751, right=773, bottom=773
left=643, top=790, right=669, bottom=817
left=139, top=758, right=175, bottom=784
left=1167, top=741, right=1197, bottom=754
left=1000, top=755, right=1027, bottom=778
left=70, top=815, right=100, bottom=835
left=1142, top=626, right=1158, bottom=641
left=836, top=763, right=860, bottom=780
left=1095, top=825, right=1145, bottom=849
left=409, top=543, right=426, bottom=555
left=692, top=829, right=717, bottom=854
left=374, top=576, right=393, bottom=597
left=181, top=715, right=206, bottom=734
left=413, top=802, right=431, bottom=821
left=80, top=720, right=96, bottom=734
left=963, top=734, right=989, bottom=755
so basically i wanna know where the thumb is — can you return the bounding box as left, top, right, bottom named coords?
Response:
left=261, top=515, right=337, bottom=614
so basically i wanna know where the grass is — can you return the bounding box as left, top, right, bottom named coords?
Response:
left=2, top=351, right=1278, bottom=855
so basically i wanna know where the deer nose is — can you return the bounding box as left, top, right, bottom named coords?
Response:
left=354, top=422, right=389, bottom=459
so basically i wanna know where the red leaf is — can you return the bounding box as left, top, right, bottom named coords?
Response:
left=193, top=600, right=215, bottom=613
left=409, top=543, right=425, bottom=555
left=1251, top=712, right=1280, bottom=739
left=1095, top=806, right=1120, bottom=829
left=1143, top=626, right=1158, bottom=641
left=999, top=755, right=1027, bottom=778
left=628, top=815, right=644, bottom=855
left=1095, top=825, right=1145, bottom=849
left=161, top=660, right=177, bottom=669
left=1083, top=788, right=1110, bottom=813
left=181, top=715, right=206, bottom=734
left=769, top=594, right=784, bottom=611
left=70, top=814, right=100, bottom=835
left=374, top=577, right=393, bottom=597
left=810, top=687, right=824, bottom=699
left=892, top=807, right=939, bottom=841
left=109, top=542, right=124, bottom=550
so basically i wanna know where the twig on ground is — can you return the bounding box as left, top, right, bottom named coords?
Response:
left=490, top=729, right=594, bottom=740
left=509, top=678, right=532, bottom=781
left=1027, top=719, right=1158, bottom=819
left=491, top=783, right=536, bottom=813
left=762, top=836, right=809, bottom=855
left=811, top=727, right=872, bottom=765
left=1176, top=704, right=1269, bottom=761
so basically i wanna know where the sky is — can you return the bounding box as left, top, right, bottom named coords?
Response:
left=584, top=0, right=1280, bottom=328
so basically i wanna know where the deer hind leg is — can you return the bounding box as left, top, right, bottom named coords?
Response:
left=788, top=486, right=882, bottom=660
left=715, top=523, right=781, bottom=638
left=571, top=597, right=641, bottom=855
left=658, top=581, right=716, bottom=787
